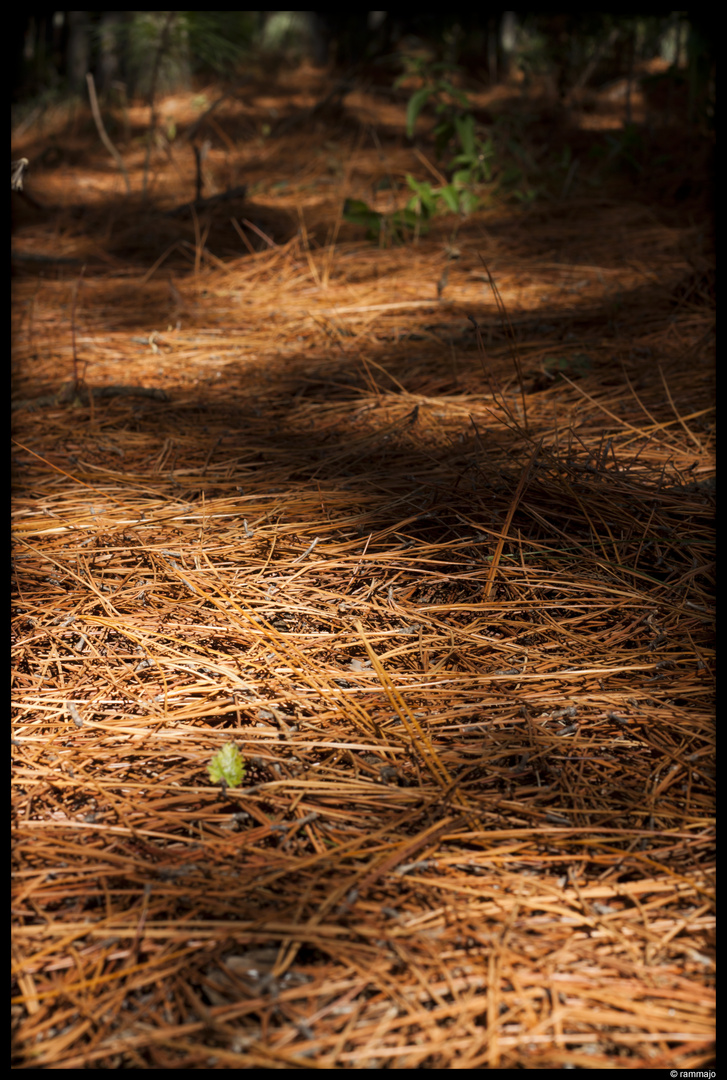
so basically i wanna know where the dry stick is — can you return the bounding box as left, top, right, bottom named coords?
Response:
left=412, top=145, right=448, bottom=187
left=193, top=141, right=209, bottom=203
left=189, top=204, right=205, bottom=276
left=241, top=218, right=278, bottom=249
left=86, top=74, right=131, bottom=195
left=231, top=217, right=258, bottom=256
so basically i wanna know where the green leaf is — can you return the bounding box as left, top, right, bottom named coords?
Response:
left=394, top=208, right=423, bottom=229
left=405, top=174, right=429, bottom=196
left=343, top=198, right=378, bottom=221
left=207, top=743, right=246, bottom=788
left=439, top=184, right=461, bottom=212
left=405, top=175, right=436, bottom=212
left=439, top=80, right=470, bottom=110
left=458, top=190, right=480, bottom=214
left=406, top=87, right=434, bottom=137
left=454, top=113, right=476, bottom=158
left=451, top=168, right=474, bottom=189
left=343, top=199, right=383, bottom=237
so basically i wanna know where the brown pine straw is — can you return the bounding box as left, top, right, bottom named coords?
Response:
left=12, top=73, right=714, bottom=1068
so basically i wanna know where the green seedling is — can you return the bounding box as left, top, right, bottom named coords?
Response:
left=207, top=742, right=246, bottom=788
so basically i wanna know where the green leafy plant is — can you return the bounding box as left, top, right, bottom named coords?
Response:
left=399, top=60, right=497, bottom=210
left=343, top=198, right=425, bottom=244
left=345, top=57, right=549, bottom=245
left=345, top=60, right=502, bottom=243
left=400, top=61, right=471, bottom=149
left=207, top=743, right=246, bottom=788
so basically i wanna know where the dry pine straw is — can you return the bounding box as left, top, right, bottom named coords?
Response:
left=12, top=196, right=714, bottom=1065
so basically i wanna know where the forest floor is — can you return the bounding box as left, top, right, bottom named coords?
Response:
left=12, top=62, right=714, bottom=1068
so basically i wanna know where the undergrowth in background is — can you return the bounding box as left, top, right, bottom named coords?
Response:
left=344, top=58, right=538, bottom=241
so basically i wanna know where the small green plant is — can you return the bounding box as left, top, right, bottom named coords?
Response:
left=399, top=59, right=496, bottom=213
left=207, top=743, right=246, bottom=788
left=399, top=60, right=470, bottom=147
left=344, top=58, right=548, bottom=245
left=345, top=60, right=502, bottom=243
left=343, top=198, right=425, bottom=244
